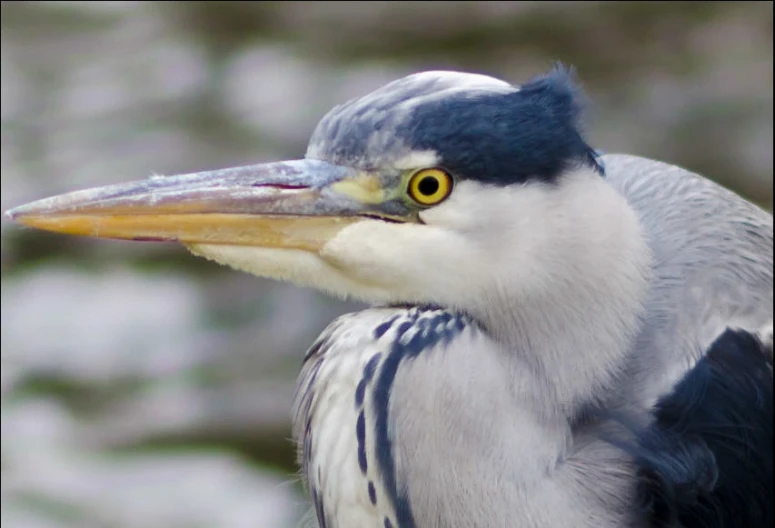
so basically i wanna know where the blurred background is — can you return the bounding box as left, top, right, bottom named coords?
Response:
left=1, top=2, right=772, bottom=527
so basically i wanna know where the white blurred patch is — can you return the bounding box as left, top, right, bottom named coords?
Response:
left=1, top=399, right=300, bottom=528
left=1, top=266, right=213, bottom=382
left=1, top=266, right=306, bottom=527
left=224, top=46, right=320, bottom=143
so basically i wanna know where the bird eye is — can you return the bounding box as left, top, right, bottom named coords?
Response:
left=407, top=168, right=453, bottom=206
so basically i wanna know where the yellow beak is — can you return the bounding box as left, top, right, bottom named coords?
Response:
left=5, top=159, right=394, bottom=252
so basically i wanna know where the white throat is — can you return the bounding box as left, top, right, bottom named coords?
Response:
left=453, top=171, right=652, bottom=411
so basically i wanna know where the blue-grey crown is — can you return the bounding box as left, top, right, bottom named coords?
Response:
left=306, top=65, right=603, bottom=185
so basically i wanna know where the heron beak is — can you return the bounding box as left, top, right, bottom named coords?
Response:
left=4, top=159, right=392, bottom=252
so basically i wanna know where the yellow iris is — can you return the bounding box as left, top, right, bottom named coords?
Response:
left=407, top=168, right=453, bottom=206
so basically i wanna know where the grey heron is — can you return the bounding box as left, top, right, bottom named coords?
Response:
left=5, top=66, right=773, bottom=528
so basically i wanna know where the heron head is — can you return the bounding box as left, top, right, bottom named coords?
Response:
left=6, top=66, right=647, bottom=326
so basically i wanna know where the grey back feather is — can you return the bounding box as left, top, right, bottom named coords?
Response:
left=602, top=154, right=773, bottom=409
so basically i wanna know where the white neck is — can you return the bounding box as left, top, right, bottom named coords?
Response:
left=457, top=172, right=652, bottom=413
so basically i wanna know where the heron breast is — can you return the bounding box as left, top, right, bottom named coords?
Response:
left=292, top=306, right=472, bottom=528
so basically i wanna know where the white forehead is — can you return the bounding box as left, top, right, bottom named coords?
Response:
left=375, top=71, right=518, bottom=110
left=306, top=71, right=518, bottom=163
left=402, top=70, right=516, bottom=92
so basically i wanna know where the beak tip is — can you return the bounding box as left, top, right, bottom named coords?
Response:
left=5, top=206, right=22, bottom=223
left=5, top=202, right=39, bottom=224
left=5, top=195, right=69, bottom=225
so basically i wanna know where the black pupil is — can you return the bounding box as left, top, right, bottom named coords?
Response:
left=418, top=176, right=440, bottom=196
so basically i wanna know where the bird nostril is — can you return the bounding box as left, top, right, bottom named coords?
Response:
left=250, top=183, right=310, bottom=190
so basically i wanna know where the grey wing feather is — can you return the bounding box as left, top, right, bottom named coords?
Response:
left=603, top=154, right=773, bottom=407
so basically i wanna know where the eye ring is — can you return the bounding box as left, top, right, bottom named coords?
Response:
left=407, top=168, right=453, bottom=206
